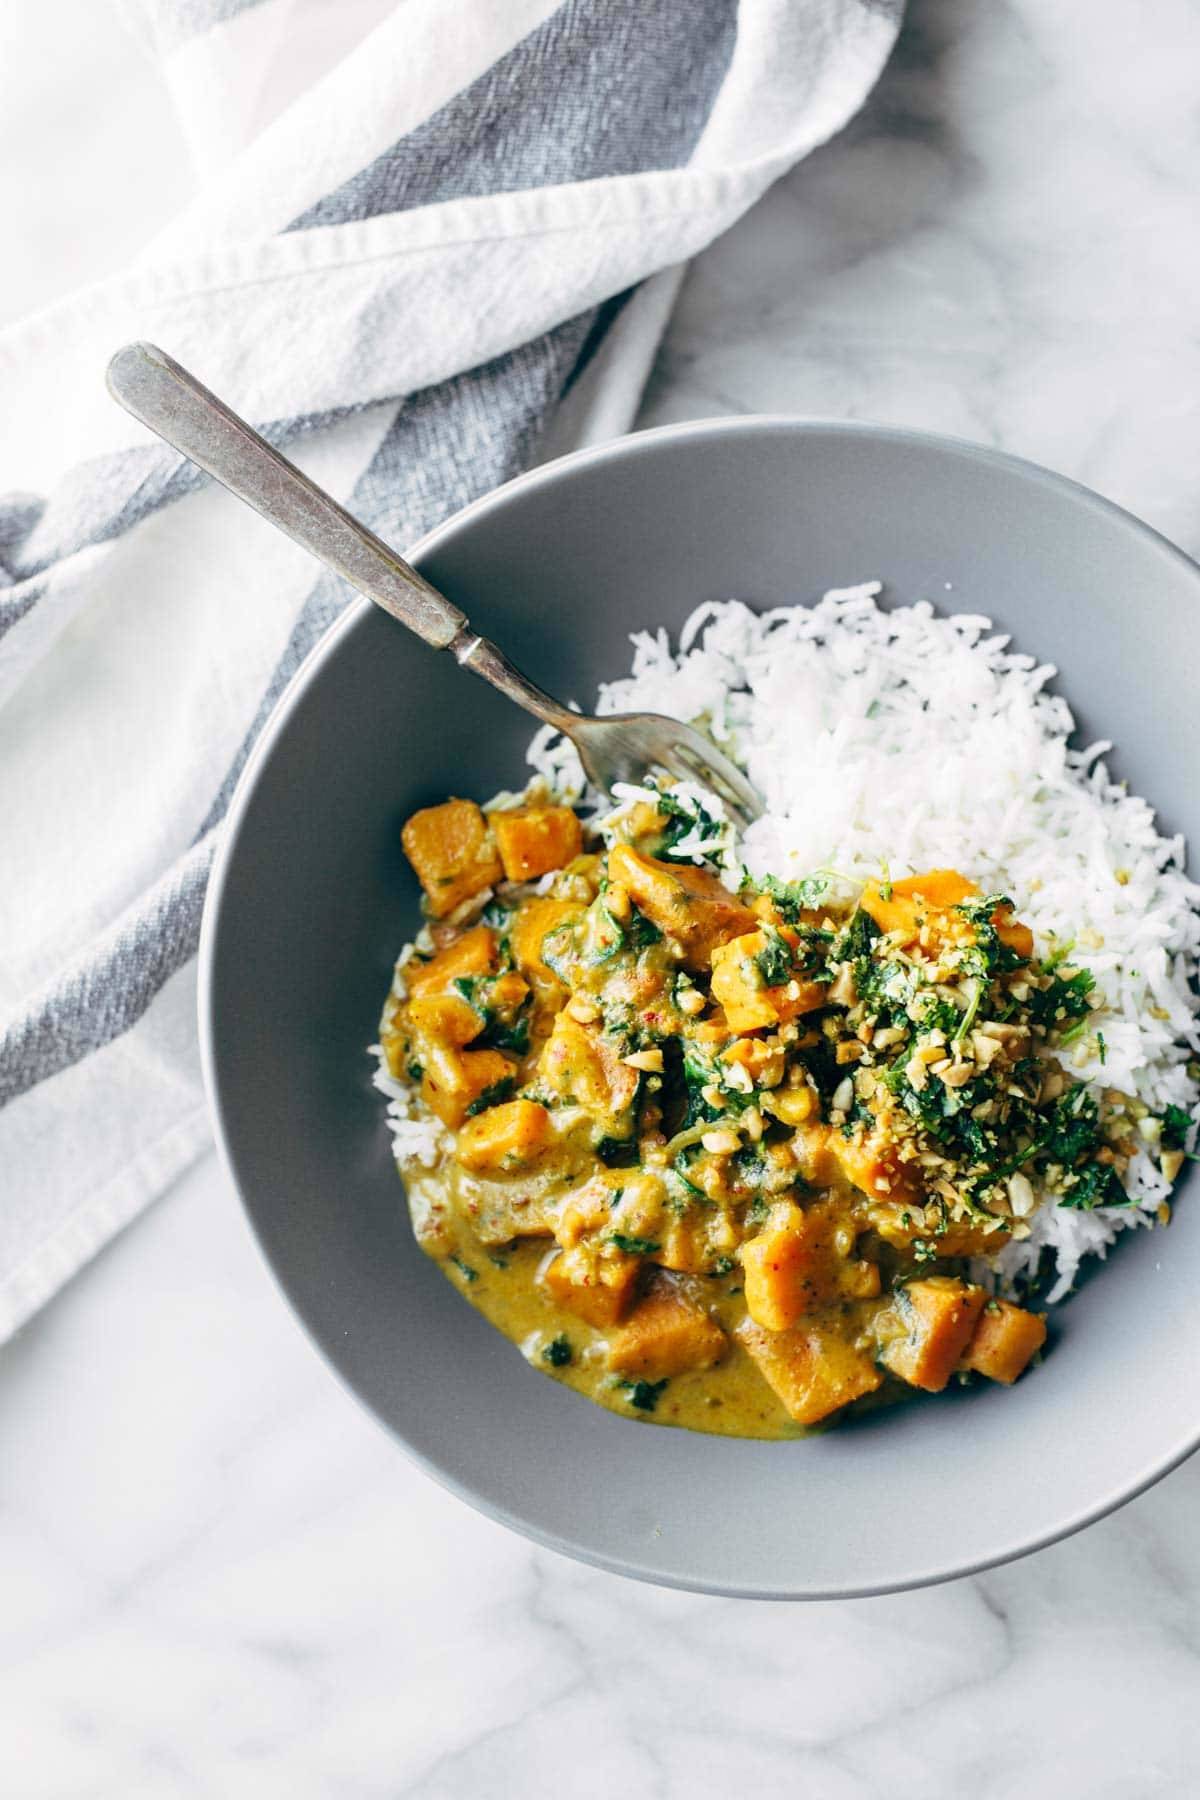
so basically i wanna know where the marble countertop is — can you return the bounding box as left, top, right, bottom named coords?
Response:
left=7, top=1, right=1200, bottom=1793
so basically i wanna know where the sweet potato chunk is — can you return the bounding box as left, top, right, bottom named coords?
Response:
left=791, top=1123, right=923, bottom=1206
left=860, top=869, right=976, bottom=941
left=407, top=990, right=483, bottom=1047
left=607, top=1276, right=727, bottom=1381
left=721, top=1037, right=785, bottom=1085
left=405, top=923, right=496, bottom=996
left=542, top=1243, right=639, bottom=1327
left=402, top=799, right=503, bottom=918
left=960, top=1299, right=1046, bottom=1384
left=489, top=803, right=582, bottom=882
left=709, top=929, right=826, bottom=1033
left=741, top=1202, right=879, bottom=1332
left=455, top=1098, right=552, bottom=1174
left=537, top=1010, right=640, bottom=1128
left=871, top=1202, right=1011, bottom=1260
left=736, top=1317, right=882, bottom=1426
left=860, top=871, right=1032, bottom=962
left=607, top=843, right=756, bottom=969
left=760, top=1083, right=820, bottom=1127
left=657, top=1214, right=715, bottom=1275
left=510, top=896, right=584, bottom=990
left=831, top=1128, right=925, bottom=1207
left=410, top=936, right=514, bottom=1051
left=420, top=1045, right=515, bottom=1128
left=993, top=907, right=1034, bottom=961
left=879, top=1277, right=987, bottom=1393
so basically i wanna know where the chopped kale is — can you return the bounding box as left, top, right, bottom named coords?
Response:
left=609, top=1232, right=662, bottom=1255
left=451, top=971, right=532, bottom=1055
left=481, top=1010, right=530, bottom=1056
left=665, top=1165, right=703, bottom=1213
left=465, top=1077, right=516, bottom=1116
left=596, top=1133, right=640, bottom=1168
left=653, top=789, right=724, bottom=862
left=681, top=1045, right=724, bottom=1128
left=625, top=904, right=663, bottom=951
left=620, top=1377, right=669, bottom=1412
left=588, top=905, right=629, bottom=964
left=540, top=920, right=579, bottom=983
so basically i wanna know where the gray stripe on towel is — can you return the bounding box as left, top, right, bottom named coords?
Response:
left=291, top=0, right=737, bottom=228
left=5, top=407, right=361, bottom=585
left=0, top=306, right=605, bottom=1106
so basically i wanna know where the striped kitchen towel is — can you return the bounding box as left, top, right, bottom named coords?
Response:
left=0, top=0, right=900, bottom=1337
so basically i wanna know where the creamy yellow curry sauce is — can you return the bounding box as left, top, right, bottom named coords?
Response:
left=377, top=787, right=1177, bottom=1437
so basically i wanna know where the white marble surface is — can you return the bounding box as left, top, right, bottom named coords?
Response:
left=7, top=0, right=1200, bottom=1793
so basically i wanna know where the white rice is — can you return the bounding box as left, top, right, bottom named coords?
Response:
left=369, top=1045, right=448, bottom=1169
left=528, top=582, right=1200, bottom=1302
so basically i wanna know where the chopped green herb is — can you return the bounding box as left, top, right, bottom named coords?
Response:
left=753, top=926, right=794, bottom=987
left=834, top=906, right=879, bottom=966
left=955, top=894, right=1026, bottom=975
left=1161, top=1104, right=1198, bottom=1155
left=542, top=1334, right=572, bottom=1367
left=1057, top=1160, right=1129, bottom=1210
left=406, top=1060, right=424, bottom=1082
left=449, top=1254, right=478, bottom=1283
left=609, top=1232, right=661, bottom=1255
left=1027, top=966, right=1095, bottom=1034
left=744, top=870, right=830, bottom=922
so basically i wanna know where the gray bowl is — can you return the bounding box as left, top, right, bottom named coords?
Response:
left=200, top=418, right=1200, bottom=1598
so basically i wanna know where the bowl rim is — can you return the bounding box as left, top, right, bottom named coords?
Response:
left=198, top=413, right=1200, bottom=1599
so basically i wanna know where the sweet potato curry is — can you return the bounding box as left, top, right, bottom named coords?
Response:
left=376, top=786, right=1167, bottom=1437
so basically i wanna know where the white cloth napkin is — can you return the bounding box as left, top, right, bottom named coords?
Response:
left=0, top=0, right=900, bottom=1338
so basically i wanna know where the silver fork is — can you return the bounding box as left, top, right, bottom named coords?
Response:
left=105, top=343, right=762, bottom=829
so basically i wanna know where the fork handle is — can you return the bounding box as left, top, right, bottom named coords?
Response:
left=106, top=341, right=470, bottom=651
